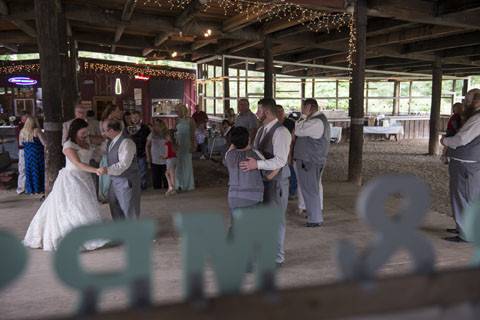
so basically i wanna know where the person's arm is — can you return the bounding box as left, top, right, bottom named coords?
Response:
left=146, top=139, right=152, bottom=164
left=63, top=147, right=98, bottom=174
left=107, top=139, right=136, bottom=176
left=190, top=119, right=197, bottom=153
left=61, top=122, right=69, bottom=145
left=295, top=117, right=324, bottom=139
left=34, top=128, right=47, bottom=146
left=443, top=115, right=480, bottom=149
left=256, top=127, right=292, bottom=171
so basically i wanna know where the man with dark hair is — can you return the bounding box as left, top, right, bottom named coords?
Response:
left=276, top=104, right=297, bottom=199
left=240, top=97, right=292, bottom=267
left=99, top=119, right=141, bottom=219
left=294, top=98, right=330, bottom=228
left=192, top=104, right=209, bottom=127
left=236, top=98, right=258, bottom=145
left=442, top=89, right=480, bottom=242
left=128, top=111, right=151, bottom=190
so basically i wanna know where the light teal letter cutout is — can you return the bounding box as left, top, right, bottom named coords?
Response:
left=464, top=200, right=480, bottom=265
left=0, top=230, right=27, bottom=289
left=175, top=206, right=281, bottom=300
left=337, top=175, right=435, bottom=281
left=54, top=220, right=156, bottom=315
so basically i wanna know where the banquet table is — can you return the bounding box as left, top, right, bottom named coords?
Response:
left=330, top=126, right=342, bottom=143
left=363, top=126, right=404, bottom=141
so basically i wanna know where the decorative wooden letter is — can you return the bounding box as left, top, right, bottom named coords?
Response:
left=54, top=220, right=156, bottom=315
left=0, top=230, right=27, bottom=289
left=175, top=206, right=281, bottom=300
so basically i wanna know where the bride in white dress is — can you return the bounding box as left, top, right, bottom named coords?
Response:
left=23, top=119, right=108, bottom=251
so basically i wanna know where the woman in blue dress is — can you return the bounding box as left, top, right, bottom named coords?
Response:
left=19, top=116, right=46, bottom=194
left=175, top=104, right=196, bottom=192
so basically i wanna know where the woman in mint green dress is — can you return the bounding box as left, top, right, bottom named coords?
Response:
left=175, top=104, right=195, bottom=192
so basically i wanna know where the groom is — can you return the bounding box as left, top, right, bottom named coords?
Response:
left=98, top=119, right=141, bottom=219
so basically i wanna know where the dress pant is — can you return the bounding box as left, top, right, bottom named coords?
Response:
left=295, top=160, right=324, bottom=212
left=296, top=160, right=324, bottom=224
left=151, top=163, right=168, bottom=189
left=138, top=157, right=148, bottom=190
left=449, top=159, right=480, bottom=240
left=109, top=176, right=141, bottom=220
left=264, top=176, right=289, bottom=264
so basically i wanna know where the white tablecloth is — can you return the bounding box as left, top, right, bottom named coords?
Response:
left=363, top=126, right=404, bottom=135
left=330, top=126, right=342, bottom=143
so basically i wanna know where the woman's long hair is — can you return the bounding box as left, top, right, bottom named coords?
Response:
left=20, top=116, right=40, bottom=142
left=176, top=104, right=189, bottom=119
left=67, top=119, right=89, bottom=145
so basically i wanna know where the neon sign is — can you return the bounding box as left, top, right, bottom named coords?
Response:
left=8, top=77, right=37, bottom=86
left=134, top=75, right=150, bottom=81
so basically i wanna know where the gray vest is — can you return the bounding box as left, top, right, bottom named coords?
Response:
left=446, top=112, right=480, bottom=162
left=107, top=133, right=139, bottom=180
left=293, top=113, right=331, bottom=166
left=446, top=135, right=480, bottom=162
left=254, top=121, right=290, bottom=180
left=226, top=149, right=264, bottom=201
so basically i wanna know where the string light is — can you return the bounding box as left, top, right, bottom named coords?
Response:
left=83, top=62, right=196, bottom=80
left=0, top=63, right=40, bottom=74
left=142, top=0, right=355, bottom=66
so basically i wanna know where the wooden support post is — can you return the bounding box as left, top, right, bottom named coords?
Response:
left=34, top=0, right=67, bottom=193
left=301, top=78, right=306, bottom=101
left=223, top=57, right=230, bottom=114
left=213, top=65, right=217, bottom=116
left=312, top=78, right=315, bottom=98
left=462, top=78, right=469, bottom=100
left=245, top=61, right=249, bottom=98
left=264, top=37, right=273, bottom=99
left=408, top=80, right=413, bottom=114
left=335, top=80, right=339, bottom=109
left=393, top=80, right=400, bottom=115
left=429, top=58, right=442, bottom=155
left=365, top=81, right=369, bottom=115
left=348, top=0, right=367, bottom=185
left=197, top=64, right=204, bottom=111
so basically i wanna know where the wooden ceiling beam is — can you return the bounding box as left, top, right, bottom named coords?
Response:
left=402, top=31, right=480, bottom=54
left=112, top=0, right=139, bottom=53
left=0, top=30, right=36, bottom=44
left=363, top=0, right=480, bottom=30
left=0, top=44, right=18, bottom=53
left=439, top=45, right=480, bottom=58
left=174, top=0, right=205, bottom=29
left=0, top=0, right=36, bottom=38
left=222, top=7, right=270, bottom=33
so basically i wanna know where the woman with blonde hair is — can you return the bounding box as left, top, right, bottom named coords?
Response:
left=19, top=116, right=46, bottom=194
left=146, top=118, right=169, bottom=189
left=175, top=104, right=196, bottom=191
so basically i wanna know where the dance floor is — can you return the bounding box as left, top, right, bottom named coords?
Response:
left=0, top=141, right=474, bottom=319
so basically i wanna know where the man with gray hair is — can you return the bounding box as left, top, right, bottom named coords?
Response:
left=235, top=98, right=258, bottom=145
left=62, top=104, right=102, bottom=145
left=442, top=88, right=480, bottom=242
left=294, top=98, right=330, bottom=228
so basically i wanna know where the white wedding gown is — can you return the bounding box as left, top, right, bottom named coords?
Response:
left=23, top=140, right=108, bottom=251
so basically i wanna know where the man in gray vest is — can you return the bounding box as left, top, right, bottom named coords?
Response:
left=441, top=88, right=480, bottom=242
left=99, top=119, right=141, bottom=219
left=240, top=98, right=292, bottom=267
left=294, top=98, right=331, bottom=227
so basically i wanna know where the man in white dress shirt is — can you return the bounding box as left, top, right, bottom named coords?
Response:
left=240, top=98, right=292, bottom=266
left=293, top=99, right=331, bottom=227
left=441, top=88, right=480, bottom=242
left=62, top=104, right=102, bottom=145
left=99, top=119, right=141, bottom=219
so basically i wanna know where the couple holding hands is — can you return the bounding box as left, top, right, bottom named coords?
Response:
left=23, top=118, right=140, bottom=251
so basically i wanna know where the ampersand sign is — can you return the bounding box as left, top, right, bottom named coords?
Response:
left=337, top=175, right=436, bottom=281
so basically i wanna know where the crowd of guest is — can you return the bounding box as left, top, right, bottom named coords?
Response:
left=15, top=102, right=197, bottom=199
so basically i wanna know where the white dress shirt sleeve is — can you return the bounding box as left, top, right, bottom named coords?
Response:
left=443, top=114, right=480, bottom=149
left=257, top=126, right=292, bottom=171
left=107, top=139, right=137, bottom=176
left=295, top=116, right=324, bottom=139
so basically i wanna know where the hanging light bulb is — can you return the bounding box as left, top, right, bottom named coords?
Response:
left=115, top=78, right=122, bottom=95
left=171, top=51, right=178, bottom=58
left=207, top=29, right=212, bottom=36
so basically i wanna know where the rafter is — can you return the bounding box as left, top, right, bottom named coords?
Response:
left=402, top=31, right=480, bottom=54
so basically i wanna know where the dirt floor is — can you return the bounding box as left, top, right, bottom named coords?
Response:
left=0, top=140, right=473, bottom=320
